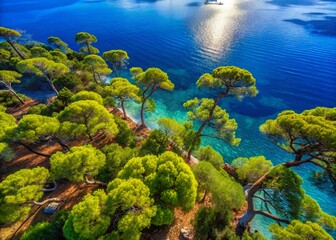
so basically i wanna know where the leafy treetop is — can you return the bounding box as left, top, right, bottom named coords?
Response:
left=260, top=107, right=336, bottom=184
left=70, top=90, right=103, bottom=105
left=82, top=54, right=112, bottom=84
left=57, top=100, right=119, bottom=140
left=197, top=66, right=257, bottom=100
left=103, top=50, right=129, bottom=76
left=16, top=57, right=69, bottom=95
left=270, top=220, right=333, bottom=240
left=118, top=151, right=198, bottom=214
left=0, top=111, right=16, bottom=141
left=63, top=189, right=110, bottom=240
left=0, top=167, right=49, bottom=223
left=184, top=97, right=240, bottom=146
left=232, top=156, right=272, bottom=184
left=130, top=67, right=174, bottom=126
left=50, top=145, right=106, bottom=182
left=47, top=36, right=68, bottom=49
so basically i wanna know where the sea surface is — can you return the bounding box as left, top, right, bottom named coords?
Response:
left=1, top=0, right=335, bottom=238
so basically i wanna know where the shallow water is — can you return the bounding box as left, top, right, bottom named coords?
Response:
left=1, top=0, right=336, bottom=238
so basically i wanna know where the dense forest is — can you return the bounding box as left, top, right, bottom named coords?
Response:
left=0, top=26, right=335, bottom=240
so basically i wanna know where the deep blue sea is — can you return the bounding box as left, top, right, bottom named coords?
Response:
left=1, top=0, right=335, bottom=238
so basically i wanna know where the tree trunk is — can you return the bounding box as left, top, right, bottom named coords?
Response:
left=86, top=42, right=92, bottom=54
left=27, top=198, right=63, bottom=206
left=187, top=119, right=209, bottom=160
left=91, top=66, right=99, bottom=84
left=238, top=172, right=269, bottom=229
left=186, top=91, right=228, bottom=161
left=238, top=209, right=256, bottom=228
left=55, top=137, right=70, bottom=151
left=46, top=77, right=59, bottom=96
left=121, top=99, right=127, bottom=119
left=9, top=88, right=24, bottom=104
left=5, top=38, right=25, bottom=60
left=222, top=163, right=239, bottom=181
left=140, top=99, right=146, bottom=126
left=139, top=85, right=157, bottom=127
left=17, top=141, right=51, bottom=158
left=85, top=175, right=107, bottom=186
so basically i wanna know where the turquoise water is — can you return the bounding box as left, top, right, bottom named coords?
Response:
left=1, top=0, right=336, bottom=238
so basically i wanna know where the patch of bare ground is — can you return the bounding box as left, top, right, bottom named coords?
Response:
left=141, top=195, right=213, bottom=240
left=141, top=204, right=201, bottom=240
left=6, top=99, right=40, bottom=120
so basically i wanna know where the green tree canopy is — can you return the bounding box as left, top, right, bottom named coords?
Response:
left=30, top=46, right=53, bottom=59
left=11, top=113, right=72, bottom=152
left=193, top=161, right=245, bottom=211
left=0, top=26, right=25, bottom=59
left=0, top=109, right=16, bottom=141
left=192, top=161, right=247, bottom=239
left=70, top=90, right=103, bottom=104
left=103, top=50, right=129, bottom=77
left=21, top=210, right=69, bottom=240
left=184, top=97, right=240, bottom=159
left=98, top=143, right=138, bottom=182
left=75, top=32, right=98, bottom=55
left=57, top=100, right=118, bottom=140
left=13, top=114, right=60, bottom=143
left=83, top=54, right=112, bottom=84
left=106, top=178, right=156, bottom=240
left=197, top=66, right=257, bottom=99
left=64, top=178, right=156, bottom=240
left=140, top=129, right=169, bottom=156
left=47, top=36, right=68, bottom=51
left=0, top=167, right=49, bottom=223
left=194, top=145, right=224, bottom=171
left=238, top=165, right=336, bottom=232
left=184, top=66, right=257, bottom=160
left=16, top=57, right=69, bottom=96
left=114, top=116, right=136, bottom=147
left=130, top=67, right=174, bottom=126
left=0, top=142, right=15, bottom=161
left=158, top=118, right=200, bottom=155
left=50, top=50, right=68, bottom=64
left=237, top=107, right=336, bottom=231
left=117, top=151, right=198, bottom=225
left=106, top=77, right=140, bottom=119
left=63, top=190, right=109, bottom=240
left=0, top=70, right=25, bottom=104
left=232, top=156, right=272, bottom=184
left=50, top=145, right=106, bottom=182
left=0, top=49, right=11, bottom=68
left=270, top=220, right=333, bottom=240
left=260, top=107, right=336, bottom=184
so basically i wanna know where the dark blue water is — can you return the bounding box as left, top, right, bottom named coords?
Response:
left=1, top=0, right=335, bottom=238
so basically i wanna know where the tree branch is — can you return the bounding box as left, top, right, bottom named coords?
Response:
left=16, top=141, right=51, bottom=158
left=84, top=175, right=107, bottom=186
left=27, top=198, right=63, bottom=206
left=254, top=210, right=290, bottom=224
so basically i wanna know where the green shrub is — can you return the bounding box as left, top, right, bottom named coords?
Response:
left=114, top=117, right=135, bottom=147
left=20, top=210, right=69, bottom=240
left=140, top=129, right=168, bottom=156
left=0, top=91, right=28, bottom=107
